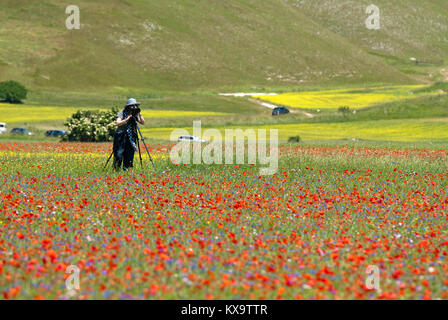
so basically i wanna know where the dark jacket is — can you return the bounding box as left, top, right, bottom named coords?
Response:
left=113, top=110, right=137, bottom=156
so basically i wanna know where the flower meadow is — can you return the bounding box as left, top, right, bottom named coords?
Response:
left=1, top=142, right=448, bottom=299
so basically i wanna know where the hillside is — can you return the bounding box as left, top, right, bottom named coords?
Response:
left=294, top=0, right=448, bottom=81
left=3, top=0, right=444, bottom=92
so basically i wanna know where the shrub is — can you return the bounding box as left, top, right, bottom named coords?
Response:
left=0, top=80, right=28, bottom=103
left=288, top=135, right=301, bottom=143
left=63, top=106, right=120, bottom=142
left=338, top=106, right=351, bottom=118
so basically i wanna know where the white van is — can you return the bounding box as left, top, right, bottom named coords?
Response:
left=0, top=123, right=6, bottom=134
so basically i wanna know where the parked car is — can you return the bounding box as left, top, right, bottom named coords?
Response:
left=272, top=106, right=290, bottom=116
left=45, top=130, right=67, bottom=137
left=11, top=128, right=34, bottom=135
left=178, top=135, right=206, bottom=143
left=0, top=122, right=6, bottom=134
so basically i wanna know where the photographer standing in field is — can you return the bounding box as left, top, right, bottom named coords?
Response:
left=113, top=98, right=145, bottom=171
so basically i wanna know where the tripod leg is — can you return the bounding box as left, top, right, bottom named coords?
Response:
left=136, top=137, right=143, bottom=167
left=136, top=125, right=156, bottom=170
left=104, top=150, right=114, bottom=169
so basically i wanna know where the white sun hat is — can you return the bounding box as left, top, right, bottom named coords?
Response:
left=124, top=98, right=141, bottom=107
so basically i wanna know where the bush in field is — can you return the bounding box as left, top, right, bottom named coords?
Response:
left=338, top=106, right=351, bottom=118
left=63, top=107, right=119, bottom=142
left=288, top=135, right=301, bottom=143
left=0, top=80, right=28, bottom=103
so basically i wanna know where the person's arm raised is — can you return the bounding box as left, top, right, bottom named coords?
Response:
left=116, top=115, right=132, bottom=127
left=137, top=113, right=145, bottom=125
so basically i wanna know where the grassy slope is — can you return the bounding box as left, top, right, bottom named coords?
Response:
left=0, top=0, right=417, bottom=92
left=295, top=0, right=448, bottom=81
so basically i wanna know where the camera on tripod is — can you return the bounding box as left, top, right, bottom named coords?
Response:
left=126, top=104, right=141, bottom=117
left=104, top=101, right=156, bottom=170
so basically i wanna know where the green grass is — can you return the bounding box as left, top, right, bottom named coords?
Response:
left=23, top=90, right=260, bottom=113
left=413, top=82, right=448, bottom=94
left=296, top=0, right=448, bottom=76
left=1, top=0, right=434, bottom=92
left=141, top=118, right=448, bottom=143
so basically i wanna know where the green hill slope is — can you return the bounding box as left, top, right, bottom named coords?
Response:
left=294, top=0, right=448, bottom=80
left=0, top=0, right=446, bottom=92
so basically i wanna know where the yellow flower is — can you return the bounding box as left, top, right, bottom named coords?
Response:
left=253, top=85, right=431, bottom=110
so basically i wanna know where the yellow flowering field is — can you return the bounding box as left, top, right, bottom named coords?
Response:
left=253, top=85, right=434, bottom=110
left=0, top=104, right=228, bottom=123
left=141, top=118, right=448, bottom=142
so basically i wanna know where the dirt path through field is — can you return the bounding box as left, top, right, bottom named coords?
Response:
left=248, top=98, right=315, bottom=118
left=219, top=92, right=315, bottom=118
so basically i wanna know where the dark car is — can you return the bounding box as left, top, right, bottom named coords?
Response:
left=11, top=128, right=33, bottom=135
left=45, top=130, right=67, bottom=137
left=272, top=106, right=290, bottom=116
